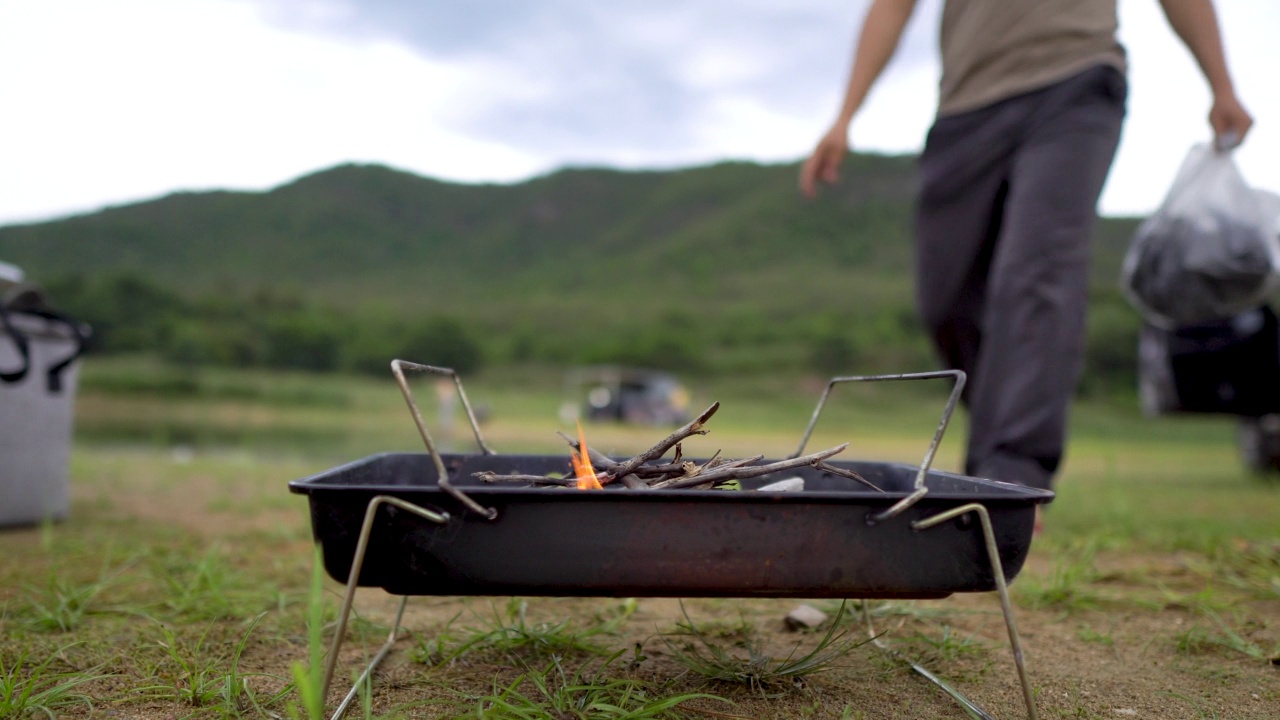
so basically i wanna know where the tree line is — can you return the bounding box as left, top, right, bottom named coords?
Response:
left=30, top=270, right=1140, bottom=398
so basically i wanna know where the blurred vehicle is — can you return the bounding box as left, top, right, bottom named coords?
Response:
left=561, top=366, right=690, bottom=426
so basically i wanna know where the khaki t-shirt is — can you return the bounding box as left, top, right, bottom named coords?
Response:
left=937, top=0, right=1127, bottom=116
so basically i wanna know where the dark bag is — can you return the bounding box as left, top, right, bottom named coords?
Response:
left=1139, top=305, right=1280, bottom=417
left=1, top=284, right=91, bottom=393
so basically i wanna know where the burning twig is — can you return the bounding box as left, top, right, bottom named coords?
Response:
left=554, top=404, right=720, bottom=486
left=571, top=421, right=604, bottom=489
left=472, top=402, right=866, bottom=494
left=555, top=431, right=619, bottom=473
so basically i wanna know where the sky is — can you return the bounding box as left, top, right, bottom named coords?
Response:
left=1, top=0, right=1278, bottom=228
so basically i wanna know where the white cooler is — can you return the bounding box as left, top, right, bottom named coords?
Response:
left=1, top=296, right=88, bottom=527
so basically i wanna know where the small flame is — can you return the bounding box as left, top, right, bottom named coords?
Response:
left=572, top=421, right=603, bottom=490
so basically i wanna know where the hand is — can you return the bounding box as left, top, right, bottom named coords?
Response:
left=799, top=126, right=849, bottom=198
left=1209, top=91, right=1253, bottom=150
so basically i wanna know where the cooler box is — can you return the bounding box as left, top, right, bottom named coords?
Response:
left=1, top=285, right=89, bottom=527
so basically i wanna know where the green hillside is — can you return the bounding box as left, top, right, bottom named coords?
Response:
left=0, top=157, right=920, bottom=292
left=0, top=156, right=1142, bottom=385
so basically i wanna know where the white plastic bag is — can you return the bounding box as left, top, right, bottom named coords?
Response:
left=1121, top=143, right=1280, bottom=328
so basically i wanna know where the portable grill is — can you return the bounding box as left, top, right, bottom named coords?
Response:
left=290, top=361, right=1053, bottom=720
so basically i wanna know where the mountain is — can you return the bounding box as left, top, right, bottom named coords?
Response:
left=0, top=157, right=922, bottom=285
left=0, top=157, right=1143, bottom=378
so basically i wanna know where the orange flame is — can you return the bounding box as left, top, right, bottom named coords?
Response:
left=572, top=421, right=603, bottom=490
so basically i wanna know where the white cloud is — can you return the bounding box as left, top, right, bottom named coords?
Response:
left=0, top=0, right=1276, bottom=227
left=0, top=0, right=543, bottom=224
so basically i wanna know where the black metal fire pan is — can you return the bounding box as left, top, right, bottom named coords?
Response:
left=290, top=452, right=1052, bottom=600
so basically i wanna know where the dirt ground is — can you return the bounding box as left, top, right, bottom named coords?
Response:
left=310, top=560, right=1277, bottom=720
left=35, top=456, right=1270, bottom=720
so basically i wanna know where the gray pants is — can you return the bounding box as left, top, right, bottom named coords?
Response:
left=915, top=65, right=1126, bottom=490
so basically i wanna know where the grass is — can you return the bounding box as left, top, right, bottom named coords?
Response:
left=1195, top=540, right=1280, bottom=601
left=660, top=601, right=867, bottom=694
left=2, top=359, right=1279, bottom=718
left=0, top=643, right=108, bottom=718
left=137, top=613, right=287, bottom=715
left=901, top=625, right=990, bottom=665
left=414, top=598, right=636, bottom=666
left=1013, top=540, right=1107, bottom=611
left=434, top=653, right=730, bottom=719
left=22, top=571, right=115, bottom=634
left=288, top=550, right=328, bottom=720
left=1075, top=625, right=1115, bottom=646
left=1173, top=609, right=1279, bottom=663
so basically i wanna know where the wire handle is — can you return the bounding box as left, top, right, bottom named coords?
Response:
left=391, top=359, right=498, bottom=519
left=792, top=369, right=966, bottom=523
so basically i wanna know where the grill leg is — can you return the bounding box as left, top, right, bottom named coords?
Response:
left=320, top=495, right=450, bottom=720
left=329, top=596, right=408, bottom=720
left=862, top=502, right=1039, bottom=720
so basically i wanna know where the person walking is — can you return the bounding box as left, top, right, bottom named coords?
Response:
left=800, top=0, right=1253, bottom=496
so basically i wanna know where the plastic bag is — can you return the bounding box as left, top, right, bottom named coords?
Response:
left=1121, top=143, right=1280, bottom=328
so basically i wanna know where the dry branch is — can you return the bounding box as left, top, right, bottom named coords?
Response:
left=474, top=472, right=575, bottom=486
left=647, top=454, right=760, bottom=490
left=607, top=401, right=720, bottom=479
left=814, top=462, right=883, bottom=492
left=656, top=444, right=849, bottom=490
left=472, top=401, right=862, bottom=494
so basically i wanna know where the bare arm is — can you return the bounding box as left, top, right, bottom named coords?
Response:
left=800, top=0, right=918, bottom=197
left=1157, top=0, right=1253, bottom=145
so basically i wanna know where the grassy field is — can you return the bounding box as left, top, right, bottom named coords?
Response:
left=2, top=359, right=1278, bottom=719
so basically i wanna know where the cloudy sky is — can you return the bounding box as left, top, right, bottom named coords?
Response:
left=1, top=0, right=1277, bottom=228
